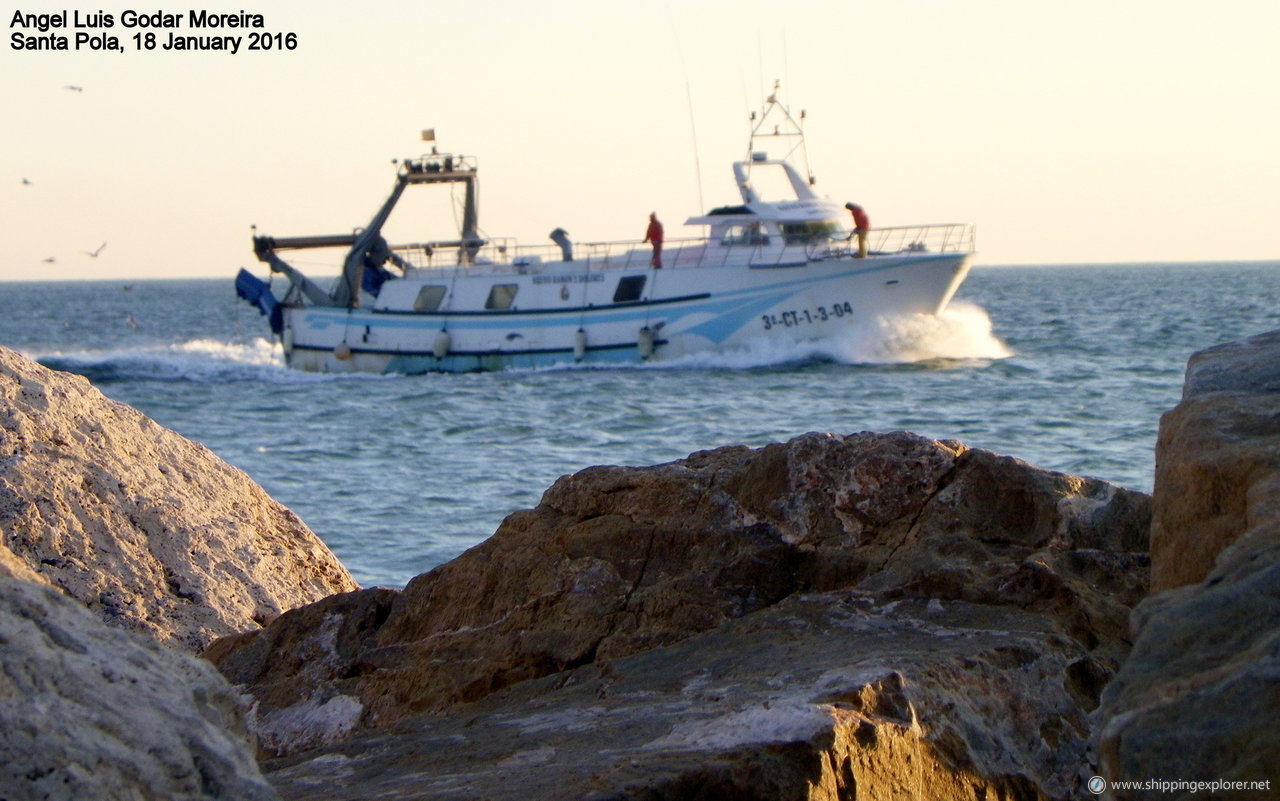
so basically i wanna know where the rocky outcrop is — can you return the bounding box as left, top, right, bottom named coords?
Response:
left=0, top=572, right=279, bottom=800
left=265, top=592, right=1115, bottom=801
left=7, top=313, right=1273, bottom=799
left=0, top=346, right=358, bottom=652
left=1096, top=331, right=1280, bottom=797
left=208, top=430, right=1152, bottom=798
left=1149, top=329, right=1280, bottom=592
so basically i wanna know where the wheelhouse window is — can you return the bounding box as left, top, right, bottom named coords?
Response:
left=413, top=285, right=447, bottom=311
left=485, top=284, right=519, bottom=310
left=720, top=223, right=769, bottom=247
left=613, top=275, right=646, bottom=303
left=781, top=220, right=846, bottom=245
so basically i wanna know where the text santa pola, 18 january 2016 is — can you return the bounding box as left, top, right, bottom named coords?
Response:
left=9, top=10, right=293, bottom=53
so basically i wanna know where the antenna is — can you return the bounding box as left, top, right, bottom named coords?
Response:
left=782, top=27, right=790, bottom=93
left=667, top=7, right=704, bottom=213
left=683, top=81, right=705, bottom=214
left=745, top=80, right=815, bottom=186
left=757, top=32, right=765, bottom=106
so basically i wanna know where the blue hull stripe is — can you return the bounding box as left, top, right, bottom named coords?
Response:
left=290, top=339, right=668, bottom=358
left=367, top=292, right=711, bottom=316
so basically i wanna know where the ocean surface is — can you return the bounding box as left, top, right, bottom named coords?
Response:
left=3, top=261, right=1278, bottom=588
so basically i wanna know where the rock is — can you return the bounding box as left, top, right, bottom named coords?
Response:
left=1148, top=330, right=1280, bottom=592
left=1095, top=534, right=1280, bottom=799
left=208, top=429, right=1150, bottom=799
left=1148, top=390, right=1280, bottom=592
left=1096, top=331, right=1280, bottom=796
left=0, top=346, right=359, bottom=653
left=1181, top=328, right=1280, bottom=398
left=0, top=539, right=48, bottom=585
left=203, top=587, right=400, bottom=756
left=264, top=592, right=1116, bottom=801
left=0, top=571, right=279, bottom=801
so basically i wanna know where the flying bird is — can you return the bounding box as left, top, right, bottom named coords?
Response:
left=83, top=242, right=107, bottom=258
left=64, top=85, right=83, bottom=92
left=22, top=178, right=32, bottom=186
left=42, top=257, right=56, bottom=264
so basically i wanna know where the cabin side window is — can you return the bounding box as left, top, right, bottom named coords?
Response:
left=781, top=221, right=845, bottom=245
left=485, top=284, right=519, bottom=310
left=413, top=285, right=447, bottom=311
left=720, top=223, right=769, bottom=247
left=613, top=275, right=646, bottom=303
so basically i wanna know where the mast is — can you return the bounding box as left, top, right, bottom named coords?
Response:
left=735, top=81, right=819, bottom=205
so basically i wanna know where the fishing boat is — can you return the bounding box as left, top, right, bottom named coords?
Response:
left=236, top=87, right=975, bottom=374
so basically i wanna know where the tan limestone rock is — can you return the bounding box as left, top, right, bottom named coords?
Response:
left=208, top=430, right=1150, bottom=767
left=1095, top=330, right=1280, bottom=797
left=1150, top=329, right=1280, bottom=591
left=1149, top=393, right=1280, bottom=592
left=1095, top=526, right=1280, bottom=798
left=0, top=346, right=358, bottom=652
left=264, top=592, right=1117, bottom=800
left=0, top=541, right=47, bottom=585
left=0, top=572, right=280, bottom=801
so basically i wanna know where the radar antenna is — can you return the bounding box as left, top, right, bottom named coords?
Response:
left=746, top=80, right=815, bottom=186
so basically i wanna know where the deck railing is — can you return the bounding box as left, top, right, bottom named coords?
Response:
left=390, top=223, right=974, bottom=275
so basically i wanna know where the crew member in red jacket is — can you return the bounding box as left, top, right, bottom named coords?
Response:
left=845, top=202, right=870, bottom=258
left=644, top=212, right=664, bottom=268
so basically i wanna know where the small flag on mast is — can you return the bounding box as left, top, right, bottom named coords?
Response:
left=421, top=129, right=436, bottom=142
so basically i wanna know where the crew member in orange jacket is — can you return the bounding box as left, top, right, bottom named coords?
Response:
left=845, top=202, right=870, bottom=258
left=644, top=212, right=664, bottom=268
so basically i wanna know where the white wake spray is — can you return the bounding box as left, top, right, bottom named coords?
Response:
left=654, top=300, right=1011, bottom=370
left=26, top=338, right=360, bottom=384
left=816, top=300, right=1013, bottom=365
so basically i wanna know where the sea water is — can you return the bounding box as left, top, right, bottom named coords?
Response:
left=2, top=261, right=1278, bottom=588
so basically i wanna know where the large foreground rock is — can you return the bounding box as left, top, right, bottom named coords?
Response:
left=0, top=346, right=358, bottom=652
left=265, top=592, right=1116, bottom=801
left=0, top=572, right=279, bottom=800
left=209, top=430, right=1151, bottom=798
left=1149, top=328, right=1280, bottom=592
left=1096, top=331, right=1280, bottom=797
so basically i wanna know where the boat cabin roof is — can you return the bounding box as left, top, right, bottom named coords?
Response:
left=684, top=157, right=847, bottom=228
left=684, top=197, right=845, bottom=227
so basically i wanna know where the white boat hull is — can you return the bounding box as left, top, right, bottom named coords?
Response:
left=280, top=250, right=971, bottom=374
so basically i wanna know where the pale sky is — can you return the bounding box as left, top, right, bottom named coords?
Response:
left=3, top=0, right=1278, bottom=281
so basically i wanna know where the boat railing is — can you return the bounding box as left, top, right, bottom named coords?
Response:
left=389, top=223, right=973, bottom=276
left=865, top=223, right=975, bottom=257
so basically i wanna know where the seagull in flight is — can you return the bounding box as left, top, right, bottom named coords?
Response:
left=64, top=85, right=83, bottom=92
left=42, top=257, right=56, bottom=264
left=22, top=178, right=32, bottom=186
left=84, top=242, right=107, bottom=258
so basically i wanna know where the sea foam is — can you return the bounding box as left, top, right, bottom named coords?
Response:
left=28, top=338, right=336, bottom=384
left=654, top=301, right=1012, bottom=370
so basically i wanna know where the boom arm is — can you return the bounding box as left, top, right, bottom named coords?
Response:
left=251, top=151, right=483, bottom=309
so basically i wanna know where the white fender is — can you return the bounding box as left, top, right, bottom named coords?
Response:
left=334, top=342, right=352, bottom=361
left=573, top=329, right=587, bottom=361
left=637, top=326, right=655, bottom=360
left=433, top=330, right=451, bottom=359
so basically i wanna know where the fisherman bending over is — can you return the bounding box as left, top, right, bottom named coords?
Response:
left=845, top=202, right=870, bottom=258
